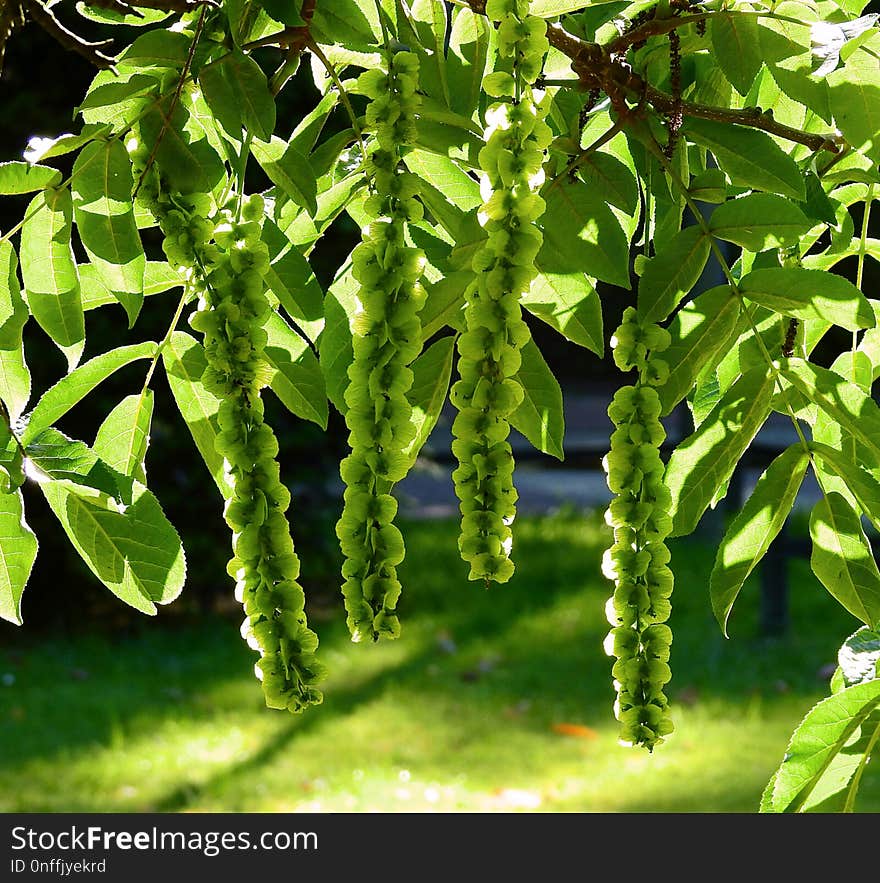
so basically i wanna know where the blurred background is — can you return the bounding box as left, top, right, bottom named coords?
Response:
left=0, top=5, right=878, bottom=813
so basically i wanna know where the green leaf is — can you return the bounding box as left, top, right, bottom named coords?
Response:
left=76, top=74, right=160, bottom=115
left=93, top=391, right=154, bottom=482
left=539, top=180, right=630, bottom=288
left=781, top=359, right=880, bottom=466
left=76, top=68, right=161, bottom=130
left=0, top=243, right=20, bottom=331
left=689, top=366, right=721, bottom=428
left=162, top=331, right=229, bottom=499
left=0, top=490, right=38, bottom=626
left=810, top=492, right=880, bottom=628
left=225, top=0, right=286, bottom=44
left=666, top=366, right=775, bottom=537
left=800, top=170, right=838, bottom=225
left=80, top=261, right=181, bottom=312
left=637, top=225, right=710, bottom=324
left=402, top=335, right=455, bottom=467
left=439, top=4, right=490, bottom=119
left=138, top=97, right=224, bottom=195
left=310, top=0, right=378, bottom=48
left=319, top=262, right=358, bottom=415
left=709, top=194, right=811, bottom=252
left=761, top=679, right=880, bottom=812
left=253, top=0, right=305, bottom=26
left=0, top=161, right=61, bottom=194
left=575, top=151, right=639, bottom=216
left=117, top=29, right=192, bottom=69
left=684, top=118, right=806, bottom=200
left=75, top=3, right=170, bottom=26
left=829, top=48, right=880, bottom=164
left=23, top=125, right=111, bottom=163
left=660, top=285, right=740, bottom=415
left=838, top=627, right=880, bottom=687
left=421, top=270, right=468, bottom=338
left=288, top=89, right=339, bottom=155
left=523, top=271, right=604, bottom=355
left=199, top=49, right=276, bottom=142
left=0, top=242, right=31, bottom=420
left=711, top=13, right=764, bottom=96
left=710, top=445, right=809, bottom=636
left=251, top=137, right=318, bottom=217
left=530, top=0, right=605, bottom=14
left=809, top=442, right=880, bottom=533
left=26, top=427, right=133, bottom=502
left=71, top=140, right=145, bottom=326
left=41, top=472, right=186, bottom=616
left=20, top=187, right=85, bottom=368
left=263, top=312, right=328, bottom=429
left=0, top=426, right=22, bottom=495
left=510, top=338, right=565, bottom=461
left=740, top=268, right=874, bottom=331
left=404, top=149, right=481, bottom=211
left=262, top=219, right=324, bottom=343
left=689, top=168, right=728, bottom=204
left=21, top=342, right=158, bottom=446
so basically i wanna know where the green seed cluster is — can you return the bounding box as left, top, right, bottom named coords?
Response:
left=335, top=51, right=424, bottom=643
left=602, top=307, right=674, bottom=750
left=131, top=143, right=323, bottom=712
left=450, top=0, right=550, bottom=584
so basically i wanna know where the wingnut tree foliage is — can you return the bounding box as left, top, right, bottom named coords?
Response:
left=1, top=0, right=879, bottom=811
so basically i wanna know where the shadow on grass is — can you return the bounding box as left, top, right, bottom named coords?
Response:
left=0, top=513, right=866, bottom=812
left=0, top=515, right=599, bottom=767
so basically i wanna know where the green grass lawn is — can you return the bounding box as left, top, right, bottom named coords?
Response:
left=1, top=511, right=877, bottom=813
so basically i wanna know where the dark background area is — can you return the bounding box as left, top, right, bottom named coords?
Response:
left=0, top=5, right=875, bottom=634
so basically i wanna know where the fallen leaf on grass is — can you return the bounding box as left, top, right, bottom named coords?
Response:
left=551, top=722, right=598, bottom=739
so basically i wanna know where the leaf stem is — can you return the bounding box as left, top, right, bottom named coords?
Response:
left=548, top=116, right=627, bottom=192
left=133, top=5, right=208, bottom=197
left=853, top=184, right=875, bottom=381
left=639, top=126, right=816, bottom=462
left=843, top=710, right=880, bottom=812
left=304, top=37, right=367, bottom=163
left=140, top=285, right=191, bottom=397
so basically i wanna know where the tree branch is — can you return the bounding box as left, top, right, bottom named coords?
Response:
left=607, top=12, right=708, bottom=54
left=643, top=83, right=844, bottom=154
left=465, top=0, right=843, bottom=155
left=24, top=0, right=115, bottom=68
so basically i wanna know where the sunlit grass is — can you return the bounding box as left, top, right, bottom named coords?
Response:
left=1, top=511, right=877, bottom=813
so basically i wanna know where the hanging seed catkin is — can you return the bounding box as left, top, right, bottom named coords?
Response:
left=602, top=307, right=675, bottom=749
left=335, top=50, right=426, bottom=642
left=451, top=0, right=550, bottom=584
left=130, top=140, right=324, bottom=712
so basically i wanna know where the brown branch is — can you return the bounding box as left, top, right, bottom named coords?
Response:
left=0, top=1, right=26, bottom=73
left=25, top=0, right=115, bottom=68
left=607, top=13, right=709, bottom=54
left=644, top=82, right=844, bottom=153
left=266, top=0, right=316, bottom=94
left=465, top=0, right=843, bottom=155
